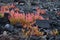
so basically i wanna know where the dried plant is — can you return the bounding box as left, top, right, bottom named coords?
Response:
left=8, top=8, right=46, bottom=37
left=50, top=29, right=59, bottom=36
left=0, top=13, right=4, bottom=18
left=0, top=5, right=47, bottom=37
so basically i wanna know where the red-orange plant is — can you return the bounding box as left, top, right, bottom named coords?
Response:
left=0, top=5, right=47, bottom=36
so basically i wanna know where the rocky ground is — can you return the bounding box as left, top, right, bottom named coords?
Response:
left=0, top=0, right=60, bottom=40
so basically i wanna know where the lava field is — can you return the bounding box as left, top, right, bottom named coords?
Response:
left=0, top=0, right=60, bottom=40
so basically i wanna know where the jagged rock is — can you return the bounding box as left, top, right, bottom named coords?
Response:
left=36, top=20, right=50, bottom=29
left=3, top=31, right=7, bottom=36
left=4, top=24, right=14, bottom=32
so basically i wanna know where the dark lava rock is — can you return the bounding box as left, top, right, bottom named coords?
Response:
left=4, top=24, right=14, bottom=32
left=30, top=36, right=40, bottom=40
left=14, top=0, right=19, bottom=2
left=55, top=35, right=60, bottom=40
left=36, top=20, right=50, bottom=29
left=0, top=18, right=10, bottom=26
left=14, top=23, right=23, bottom=28
left=0, top=36, right=10, bottom=40
left=0, top=18, right=3, bottom=24
left=0, top=26, right=4, bottom=34
left=56, top=15, right=60, bottom=20
left=0, top=17, right=9, bottom=26
left=31, top=2, right=38, bottom=6
left=2, top=12, right=10, bottom=25
left=0, top=12, right=10, bottom=25
left=4, top=12, right=10, bottom=18
left=49, top=20, right=60, bottom=29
